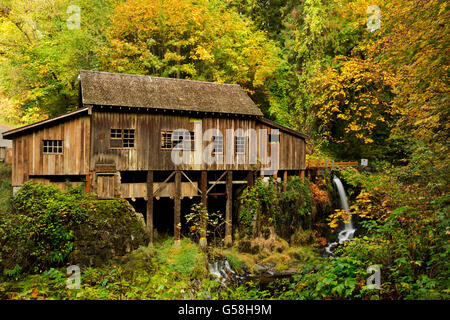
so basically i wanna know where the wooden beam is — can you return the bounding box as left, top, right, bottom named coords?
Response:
left=200, top=170, right=207, bottom=247
left=174, top=171, right=181, bottom=247
left=147, top=170, right=154, bottom=244
left=300, top=170, right=305, bottom=183
left=206, top=170, right=227, bottom=194
left=181, top=171, right=202, bottom=194
left=207, top=180, right=248, bottom=184
left=209, top=192, right=226, bottom=196
left=247, top=171, right=254, bottom=188
left=225, top=170, right=232, bottom=247
left=283, top=170, right=288, bottom=192
left=85, top=172, right=90, bottom=194
left=153, top=171, right=176, bottom=197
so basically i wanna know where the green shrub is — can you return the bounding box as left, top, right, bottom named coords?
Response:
left=239, top=176, right=312, bottom=241
left=155, top=238, right=208, bottom=278
left=0, top=163, right=12, bottom=213
left=290, top=229, right=315, bottom=246
left=0, top=182, right=148, bottom=277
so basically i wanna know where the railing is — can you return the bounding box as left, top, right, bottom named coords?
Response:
left=306, top=158, right=359, bottom=168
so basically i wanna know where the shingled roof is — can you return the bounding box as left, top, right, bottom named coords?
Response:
left=80, top=70, right=263, bottom=117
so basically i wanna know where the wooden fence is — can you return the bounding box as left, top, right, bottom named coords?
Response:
left=306, top=158, right=359, bottom=169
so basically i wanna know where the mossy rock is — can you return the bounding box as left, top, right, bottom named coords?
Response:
left=68, top=199, right=149, bottom=267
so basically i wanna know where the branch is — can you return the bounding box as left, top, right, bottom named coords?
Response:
left=0, top=6, right=33, bottom=45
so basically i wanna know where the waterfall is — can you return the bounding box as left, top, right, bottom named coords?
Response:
left=324, top=175, right=356, bottom=256
left=208, top=259, right=243, bottom=286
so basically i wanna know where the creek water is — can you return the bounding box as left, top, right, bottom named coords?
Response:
left=324, top=175, right=356, bottom=256
left=208, top=259, right=244, bottom=286
left=207, top=175, right=356, bottom=285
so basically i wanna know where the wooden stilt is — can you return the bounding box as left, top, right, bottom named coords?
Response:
left=200, top=170, right=207, bottom=247
left=247, top=170, right=257, bottom=237
left=301, top=170, right=305, bottom=183
left=174, top=171, right=181, bottom=247
left=225, top=170, right=232, bottom=247
left=85, top=173, right=90, bottom=194
left=247, top=171, right=254, bottom=188
left=283, top=170, right=288, bottom=192
left=146, top=170, right=154, bottom=244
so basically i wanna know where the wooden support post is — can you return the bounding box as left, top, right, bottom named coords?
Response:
left=301, top=170, right=305, bottom=183
left=200, top=170, right=208, bottom=247
left=283, top=170, right=288, bottom=192
left=85, top=173, right=90, bottom=194
left=146, top=171, right=154, bottom=244
left=174, top=171, right=181, bottom=247
left=225, top=170, right=232, bottom=247
left=247, top=171, right=254, bottom=188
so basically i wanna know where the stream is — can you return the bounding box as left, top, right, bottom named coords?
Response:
left=207, top=175, right=356, bottom=286
left=323, top=175, right=356, bottom=256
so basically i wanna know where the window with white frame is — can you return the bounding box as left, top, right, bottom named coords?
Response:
left=213, top=135, right=223, bottom=154
left=235, top=136, right=245, bottom=154
left=43, top=140, right=63, bottom=154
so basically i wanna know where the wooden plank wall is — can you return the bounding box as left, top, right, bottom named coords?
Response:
left=12, top=116, right=91, bottom=186
left=91, top=111, right=305, bottom=172
left=120, top=182, right=199, bottom=199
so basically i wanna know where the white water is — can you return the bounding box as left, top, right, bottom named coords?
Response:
left=208, top=260, right=242, bottom=286
left=324, top=176, right=356, bottom=256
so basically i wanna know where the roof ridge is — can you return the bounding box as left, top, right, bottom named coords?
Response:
left=2, top=107, right=90, bottom=139
left=80, top=70, right=240, bottom=87
left=79, top=70, right=263, bottom=116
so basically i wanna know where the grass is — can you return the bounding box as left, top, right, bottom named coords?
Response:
left=155, top=238, right=208, bottom=278
left=220, top=241, right=322, bottom=275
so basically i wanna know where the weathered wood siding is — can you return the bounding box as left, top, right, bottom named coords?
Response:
left=90, top=111, right=305, bottom=172
left=11, top=116, right=90, bottom=186
left=120, top=182, right=198, bottom=199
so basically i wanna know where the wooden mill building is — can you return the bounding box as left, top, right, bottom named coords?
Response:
left=2, top=70, right=308, bottom=245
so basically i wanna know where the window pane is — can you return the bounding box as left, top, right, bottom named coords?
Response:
left=161, top=131, right=172, bottom=149
left=110, top=129, right=135, bottom=148
left=111, top=129, right=122, bottom=138
left=189, top=131, right=195, bottom=150
left=236, top=136, right=245, bottom=153
left=124, top=139, right=134, bottom=148
left=110, top=139, right=122, bottom=148
left=270, top=134, right=280, bottom=143
left=213, top=136, right=223, bottom=153
left=43, top=140, right=62, bottom=154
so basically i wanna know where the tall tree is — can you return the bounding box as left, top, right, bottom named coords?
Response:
left=98, top=0, right=282, bottom=112
left=0, top=0, right=116, bottom=123
left=268, top=0, right=365, bottom=135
